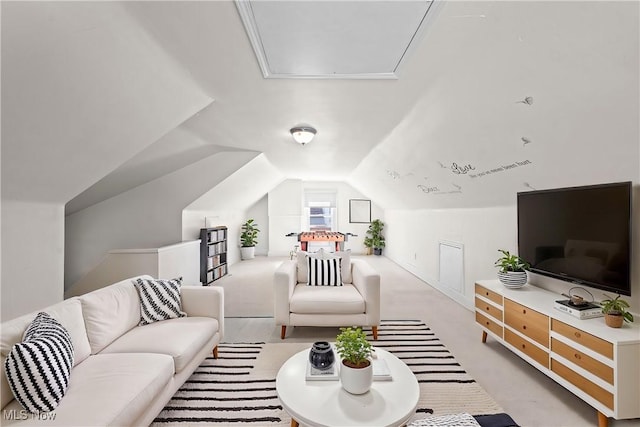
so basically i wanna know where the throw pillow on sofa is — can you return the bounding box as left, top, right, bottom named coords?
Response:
left=133, top=277, right=187, bottom=325
left=4, top=312, right=74, bottom=413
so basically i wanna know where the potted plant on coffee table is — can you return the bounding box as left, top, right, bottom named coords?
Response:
left=600, top=294, right=634, bottom=328
left=494, top=249, right=530, bottom=288
left=335, top=326, right=373, bottom=394
left=240, top=219, right=260, bottom=260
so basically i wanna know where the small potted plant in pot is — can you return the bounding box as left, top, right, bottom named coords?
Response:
left=335, top=327, right=373, bottom=394
left=240, top=219, right=260, bottom=260
left=495, top=249, right=530, bottom=288
left=365, top=219, right=386, bottom=256
left=600, top=294, right=634, bottom=328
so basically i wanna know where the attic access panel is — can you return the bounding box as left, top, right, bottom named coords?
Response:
left=236, top=0, right=435, bottom=79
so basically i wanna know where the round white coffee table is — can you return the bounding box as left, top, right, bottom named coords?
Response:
left=276, top=347, right=419, bottom=427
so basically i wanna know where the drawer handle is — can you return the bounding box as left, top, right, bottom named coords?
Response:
left=522, top=309, right=527, bottom=314
left=486, top=307, right=490, bottom=311
left=574, top=332, right=581, bottom=339
left=522, top=325, right=527, bottom=330
left=486, top=292, right=490, bottom=296
left=574, top=353, right=582, bottom=360
left=521, top=344, right=526, bottom=349
left=485, top=322, right=490, bottom=326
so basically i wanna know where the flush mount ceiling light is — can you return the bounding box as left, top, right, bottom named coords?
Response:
left=290, top=126, right=317, bottom=145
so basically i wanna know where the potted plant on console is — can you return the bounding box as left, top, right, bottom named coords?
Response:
left=364, top=219, right=386, bottom=256
left=495, top=249, right=530, bottom=289
left=335, top=327, right=373, bottom=394
left=240, top=219, right=260, bottom=260
left=600, top=294, right=634, bottom=328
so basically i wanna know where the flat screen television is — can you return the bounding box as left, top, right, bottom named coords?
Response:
left=517, top=181, right=632, bottom=296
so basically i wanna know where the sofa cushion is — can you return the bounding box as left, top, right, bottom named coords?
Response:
left=79, top=276, right=152, bottom=354
left=297, top=249, right=352, bottom=284
left=307, top=257, right=342, bottom=286
left=4, top=313, right=74, bottom=413
left=1, top=353, right=174, bottom=426
left=99, top=317, right=219, bottom=373
left=290, top=283, right=365, bottom=314
left=1, top=298, right=91, bottom=410
left=133, top=277, right=186, bottom=325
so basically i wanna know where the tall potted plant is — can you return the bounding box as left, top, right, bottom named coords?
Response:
left=240, top=219, right=260, bottom=260
left=364, top=219, right=385, bottom=255
left=494, top=249, right=530, bottom=288
left=335, top=327, right=373, bottom=394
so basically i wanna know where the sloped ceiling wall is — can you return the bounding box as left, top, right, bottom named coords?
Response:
left=1, top=1, right=213, bottom=204
left=349, top=1, right=639, bottom=209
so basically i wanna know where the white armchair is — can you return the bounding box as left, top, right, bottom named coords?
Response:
left=274, top=256, right=380, bottom=340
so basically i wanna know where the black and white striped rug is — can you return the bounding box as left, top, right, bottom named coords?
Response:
left=152, top=320, right=502, bottom=426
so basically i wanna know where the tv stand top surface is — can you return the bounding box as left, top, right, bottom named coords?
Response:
left=476, top=280, right=640, bottom=344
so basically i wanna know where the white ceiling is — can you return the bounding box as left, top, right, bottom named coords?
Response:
left=237, top=0, right=435, bottom=78
left=1, top=1, right=638, bottom=215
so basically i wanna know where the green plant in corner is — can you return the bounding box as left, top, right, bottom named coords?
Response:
left=494, top=249, right=530, bottom=272
left=335, top=327, right=372, bottom=369
left=240, top=219, right=260, bottom=247
left=364, top=219, right=385, bottom=255
left=600, top=294, right=634, bottom=323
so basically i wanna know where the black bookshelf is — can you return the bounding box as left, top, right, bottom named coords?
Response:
left=199, top=227, right=228, bottom=285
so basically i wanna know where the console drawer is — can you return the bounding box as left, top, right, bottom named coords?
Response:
left=475, top=297, right=503, bottom=322
left=551, top=338, right=613, bottom=385
left=476, top=311, right=503, bottom=338
left=505, top=328, right=549, bottom=368
left=551, top=319, right=613, bottom=359
left=475, top=284, right=503, bottom=306
left=551, top=359, right=614, bottom=410
left=504, top=299, right=549, bottom=348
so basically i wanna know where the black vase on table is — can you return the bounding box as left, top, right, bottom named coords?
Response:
left=309, top=341, right=335, bottom=371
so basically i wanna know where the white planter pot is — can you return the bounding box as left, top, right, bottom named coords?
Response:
left=497, top=271, right=528, bottom=288
left=339, top=360, right=373, bottom=395
left=240, top=246, right=255, bottom=260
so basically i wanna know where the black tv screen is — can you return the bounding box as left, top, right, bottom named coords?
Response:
left=518, top=181, right=632, bottom=296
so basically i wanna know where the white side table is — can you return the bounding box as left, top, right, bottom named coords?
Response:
left=276, top=347, right=419, bottom=427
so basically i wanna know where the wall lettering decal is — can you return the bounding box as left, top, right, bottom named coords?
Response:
left=417, top=183, right=463, bottom=195
left=469, top=159, right=532, bottom=179
left=521, top=137, right=532, bottom=146
left=451, top=163, right=475, bottom=175
left=417, top=185, right=440, bottom=194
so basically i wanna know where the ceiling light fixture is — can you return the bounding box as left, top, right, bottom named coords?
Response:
left=290, top=126, right=317, bottom=145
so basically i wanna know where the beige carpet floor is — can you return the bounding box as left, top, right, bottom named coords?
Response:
left=214, top=256, right=638, bottom=427
left=153, top=321, right=503, bottom=426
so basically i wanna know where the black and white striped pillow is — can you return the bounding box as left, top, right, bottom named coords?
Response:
left=4, top=312, right=74, bottom=413
left=307, top=257, right=342, bottom=286
left=133, top=277, right=187, bottom=325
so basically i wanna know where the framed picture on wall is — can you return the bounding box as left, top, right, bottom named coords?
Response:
left=349, top=199, right=371, bottom=223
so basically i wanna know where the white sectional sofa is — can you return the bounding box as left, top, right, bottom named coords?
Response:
left=1, top=275, right=224, bottom=426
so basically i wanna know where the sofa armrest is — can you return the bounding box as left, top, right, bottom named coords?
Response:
left=351, top=259, right=381, bottom=325
left=181, top=286, right=224, bottom=341
left=274, top=260, right=297, bottom=325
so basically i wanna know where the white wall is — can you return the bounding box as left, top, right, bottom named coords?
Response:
left=1, top=201, right=65, bottom=321
left=385, top=191, right=640, bottom=313
left=385, top=206, right=516, bottom=310
left=65, top=151, right=256, bottom=290
left=246, top=195, right=269, bottom=256
left=65, top=240, right=200, bottom=298
left=268, top=179, right=383, bottom=256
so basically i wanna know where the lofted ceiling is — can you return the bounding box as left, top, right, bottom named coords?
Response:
left=1, top=1, right=638, bottom=215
